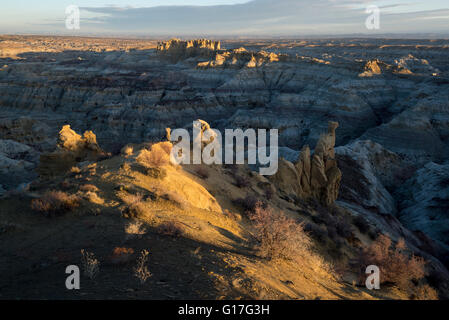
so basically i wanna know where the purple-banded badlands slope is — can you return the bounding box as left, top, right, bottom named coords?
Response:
left=0, top=36, right=448, bottom=299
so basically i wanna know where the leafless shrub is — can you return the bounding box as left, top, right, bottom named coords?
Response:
left=360, top=235, right=427, bottom=289
left=134, top=250, right=152, bottom=284
left=120, top=193, right=147, bottom=218
left=81, top=249, right=100, bottom=280
left=125, top=220, right=146, bottom=239
left=157, top=221, right=184, bottom=237
left=195, top=167, right=209, bottom=179
left=249, top=202, right=311, bottom=261
left=137, top=143, right=170, bottom=168
left=411, top=284, right=439, bottom=300
left=31, top=191, right=80, bottom=216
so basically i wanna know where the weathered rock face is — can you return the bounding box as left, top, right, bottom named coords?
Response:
left=272, top=121, right=342, bottom=206
left=38, top=125, right=107, bottom=178
left=397, top=162, right=449, bottom=248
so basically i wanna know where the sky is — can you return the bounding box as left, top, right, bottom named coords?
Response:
left=0, top=0, right=448, bottom=36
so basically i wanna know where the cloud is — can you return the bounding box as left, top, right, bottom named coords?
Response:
left=75, top=0, right=449, bottom=35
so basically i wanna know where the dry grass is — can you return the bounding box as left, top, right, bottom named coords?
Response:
left=83, top=191, right=104, bottom=205
left=79, top=184, right=99, bottom=192
left=120, top=192, right=147, bottom=218
left=81, top=249, right=100, bottom=280
left=134, top=250, right=152, bottom=284
left=31, top=191, right=80, bottom=216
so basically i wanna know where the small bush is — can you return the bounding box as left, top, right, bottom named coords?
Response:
left=121, top=193, right=146, bottom=218
left=411, top=284, right=439, bottom=300
left=360, top=235, right=427, bottom=289
left=125, top=220, right=146, bottom=239
left=157, top=221, right=184, bottom=237
left=31, top=191, right=80, bottom=216
left=134, top=250, right=152, bottom=284
left=137, top=143, right=170, bottom=168
left=81, top=249, right=100, bottom=280
left=249, top=202, right=311, bottom=261
left=195, top=167, right=209, bottom=179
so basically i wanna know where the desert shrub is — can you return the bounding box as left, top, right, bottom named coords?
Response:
left=223, top=209, right=242, bottom=222
left=248, top=202, right=311, bottom=261
left=125, top=220, right=146, bottom=239
left=81, top=249, right=100, bottom=280
left=121, top=193, right=146, bottom=218
left=360, top=235, right=427, bottom=289
left=353, top=215, right=370, bottom=234
left=121, top=145, right=134, bottom=156
left=195, top=167, right=209, bottom=179
left=31, top=191, right=80, bottom=216
left=157, top=221, right=184, bottom=237
left=410, top=284, right=439, bottom=300
left=80, top=184, right=99, bottom=192
left=134, top=250, right=152, bottom=284
left=234, top=175, right=250, bottom=188
left=136, top=143, right=170, bottom=168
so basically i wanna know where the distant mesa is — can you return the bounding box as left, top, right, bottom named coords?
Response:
left=157, top=38, right=221, bottom=61
left=157, top=38, right=287, bottom=68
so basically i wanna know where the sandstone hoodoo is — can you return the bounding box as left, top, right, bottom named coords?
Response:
left=38, top=125, right=108, bottom=178
left=272, top=121, right=341, bottom=206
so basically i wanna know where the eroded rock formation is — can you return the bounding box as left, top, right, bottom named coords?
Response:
left=38, top=125, right=107, bottom=178
left=272, top=121, right=342, bottom=206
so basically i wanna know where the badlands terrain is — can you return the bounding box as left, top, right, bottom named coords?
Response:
left=0, top=35, right=448, bottom=299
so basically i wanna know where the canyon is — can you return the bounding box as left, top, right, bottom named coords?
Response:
left=0, top=35, right=448, bottom=299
